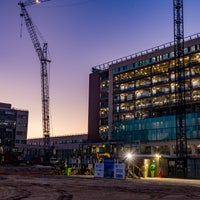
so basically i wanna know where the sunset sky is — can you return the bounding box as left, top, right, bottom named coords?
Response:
left=1, top=0, right=200, bottom=138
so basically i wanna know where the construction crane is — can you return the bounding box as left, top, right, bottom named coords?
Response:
left=173, top=0, right=187, bottom=176
left=19, top=0, right=52, bottom=159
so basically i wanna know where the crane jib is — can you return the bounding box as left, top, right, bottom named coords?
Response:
left=19, top=0, right=51, bottom=7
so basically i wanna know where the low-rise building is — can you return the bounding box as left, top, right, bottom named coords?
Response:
left=26, top=134, right=87, bottom=165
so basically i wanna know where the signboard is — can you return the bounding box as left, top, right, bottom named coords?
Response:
left=94, top=163, right=104, bottom=178
left=114, top=163, right=125, bottom=179
left=95, top=161, right=126, bottom=179
left=104, top=158, right=114, bottom=178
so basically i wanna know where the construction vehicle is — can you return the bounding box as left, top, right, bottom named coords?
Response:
left=96, top=152, right=111, bottom=163
left=18, top=0, right=52, bottom=161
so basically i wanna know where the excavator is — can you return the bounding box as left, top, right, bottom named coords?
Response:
left=96, top=152, right=111, bottom=163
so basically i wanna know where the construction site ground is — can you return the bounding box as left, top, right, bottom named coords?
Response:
left=0, top=165, right=200, bottom=200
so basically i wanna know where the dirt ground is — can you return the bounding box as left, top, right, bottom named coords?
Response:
left=0, top=165, right=200, bottom=200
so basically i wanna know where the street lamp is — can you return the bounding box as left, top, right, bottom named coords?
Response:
left=124, top=152, right=135, bottom=178
left=125, top=152, right=133, bottom=161
left=155, top=153, right=161, bottom=159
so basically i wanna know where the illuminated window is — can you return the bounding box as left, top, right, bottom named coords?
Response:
left=192, top=78, right=200, bottom=88
left=163, top=53, right=169, bottom=60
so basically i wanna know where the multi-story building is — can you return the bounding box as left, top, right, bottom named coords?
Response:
left=0, top=102, right=28, bottom=156
left=88, top=33, right=200, bottom=157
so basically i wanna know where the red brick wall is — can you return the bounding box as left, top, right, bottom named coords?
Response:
left=88, top=72, right=100, bottom=141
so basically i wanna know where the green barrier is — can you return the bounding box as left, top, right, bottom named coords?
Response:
left=65, top=168, right=71, bottom=176
left=150, top=170, right=155, bottom=177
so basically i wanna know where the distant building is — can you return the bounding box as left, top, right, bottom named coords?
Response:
left=26, top=134, right=87, bottom=164
left=0, top=102, right=28, bottom=155
left=88, top=33, right=200, bottom=157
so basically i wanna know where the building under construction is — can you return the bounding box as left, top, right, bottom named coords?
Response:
left=88, top=33, right=200, bottom=159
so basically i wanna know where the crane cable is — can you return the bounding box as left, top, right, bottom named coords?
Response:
left=42, top=0, right=92, bottom=8
left=20, top=14, right=24, bottom=38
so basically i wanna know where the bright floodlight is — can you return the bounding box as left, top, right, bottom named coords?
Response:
left=155, top=153, right=161, bottom=158
left=36, top=0, right=41, bottom=3
left=126, top=152, right=133, bottom=160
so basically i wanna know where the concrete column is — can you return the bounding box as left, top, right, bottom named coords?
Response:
left=151, top=146, right=154, bottom=154
left=108, top=67, right=113, bottom=140
left=191, top=144, right=196, bottom=155
left=169, top=145, right=174, bottom=156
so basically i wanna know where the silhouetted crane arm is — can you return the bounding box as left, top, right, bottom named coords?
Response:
left=19, top=2, right=44, bottom=60
left=19, top=0, right=50, bottom=7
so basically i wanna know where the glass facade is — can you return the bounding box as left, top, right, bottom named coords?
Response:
left=0, top=110, right=16, bottom=149
left=0, top=106, right=28, bottom=153
left=88, top=34, right=200, bottom=166
left=110, top=45, right=200, bottom=143
left=113, top=113, right=200, bottom=142
left=90, top=34, right=200, bottom=146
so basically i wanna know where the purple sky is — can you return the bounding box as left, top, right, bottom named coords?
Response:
left=1, top=0, right=200, bottom=138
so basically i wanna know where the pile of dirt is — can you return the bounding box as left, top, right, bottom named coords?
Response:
left=0, top=165, right=53, bottom=176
